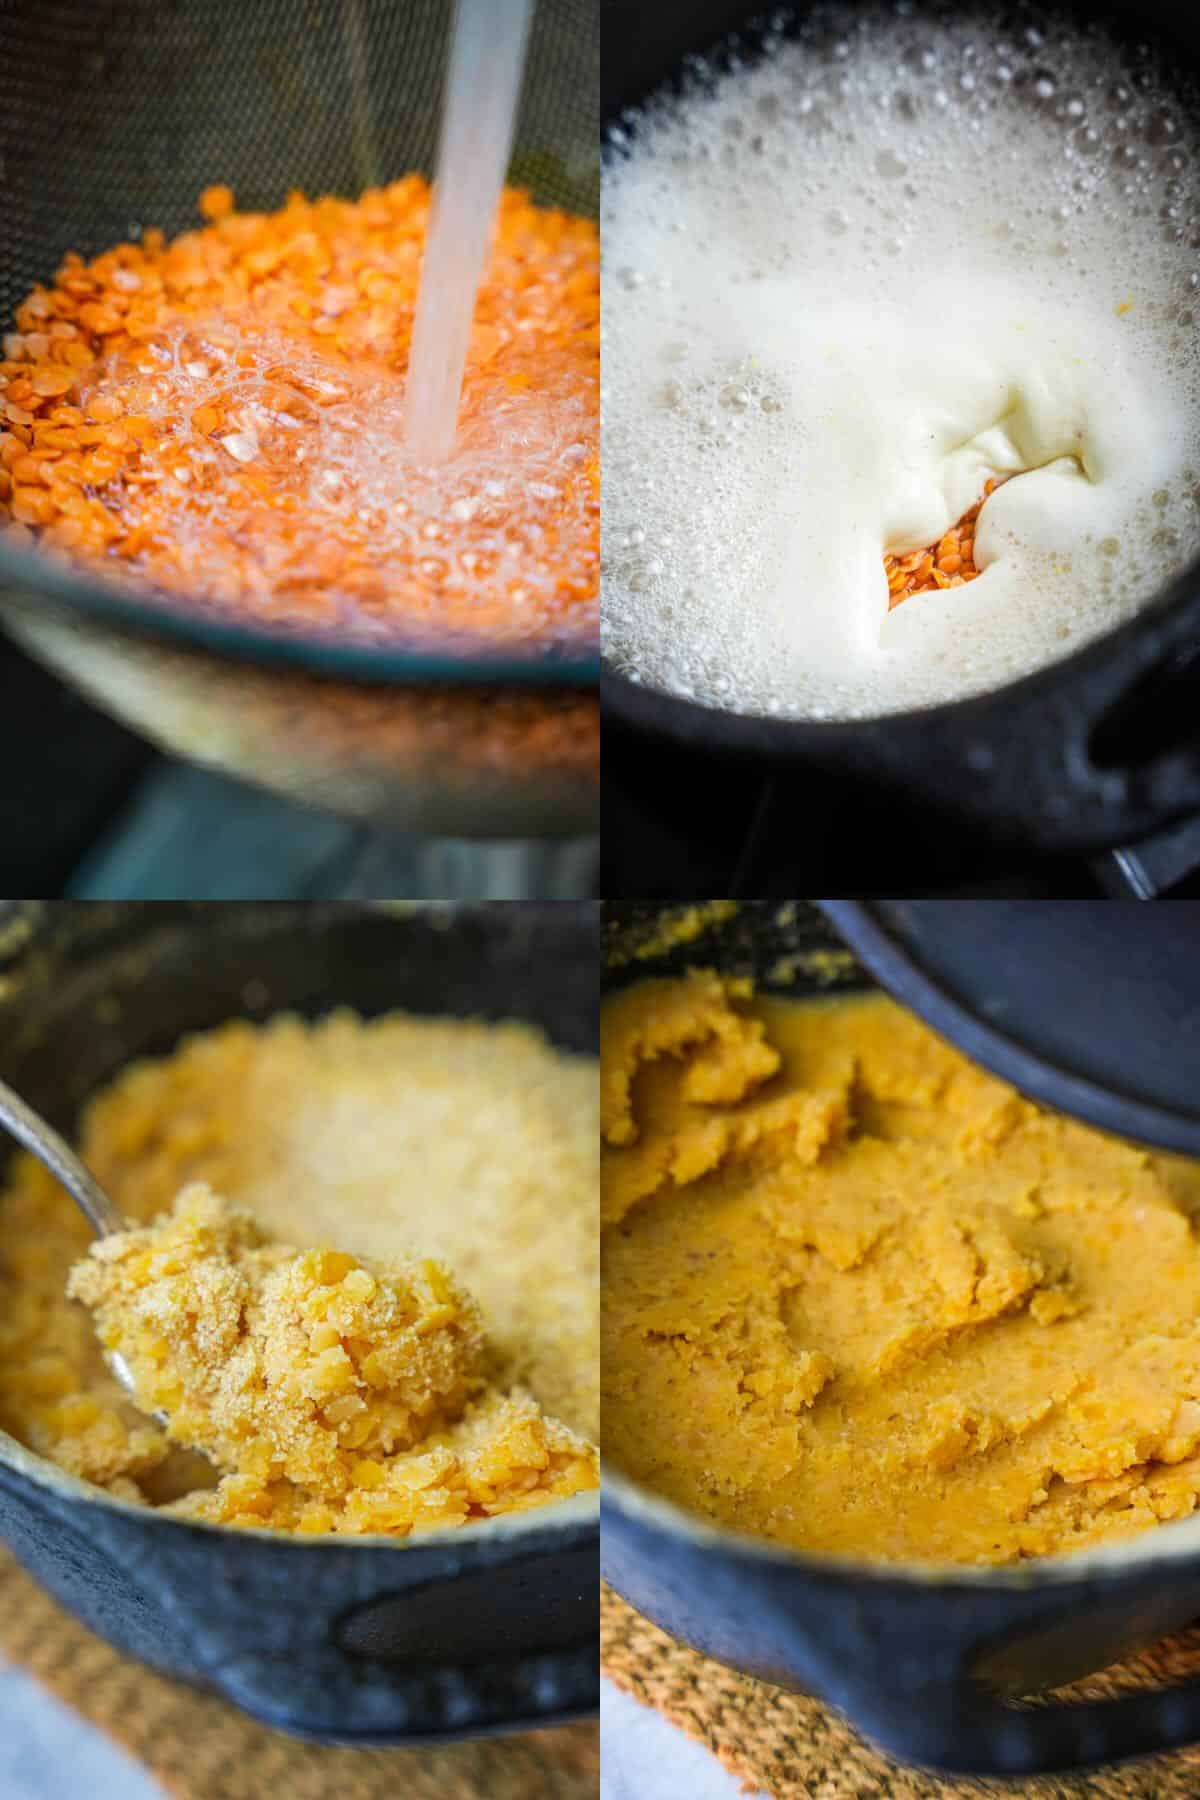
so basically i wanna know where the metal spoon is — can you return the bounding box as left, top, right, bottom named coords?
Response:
left=0, top=1074, right=149, bottom=1409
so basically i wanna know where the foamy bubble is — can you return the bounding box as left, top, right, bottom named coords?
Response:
left=602, top=0, right=1200, bottom=718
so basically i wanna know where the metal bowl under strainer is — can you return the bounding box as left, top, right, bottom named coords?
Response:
left=0, top=0, right=599, bottom=840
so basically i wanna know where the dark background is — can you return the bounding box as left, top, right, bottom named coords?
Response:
left=0, top=640, right=157, bottom=895
left=599, top=716, right=1200, bottom=899
left=0, top=643, right=601, bottom=899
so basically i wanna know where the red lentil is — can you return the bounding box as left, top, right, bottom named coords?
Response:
left=884, top=477, right=1006, bottom=609
left=0, top=182, right=599, bottom=648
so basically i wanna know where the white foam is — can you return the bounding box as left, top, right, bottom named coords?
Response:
left=602, top=2, right=1200, bottom=718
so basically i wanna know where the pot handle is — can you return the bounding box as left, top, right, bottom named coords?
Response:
left=862, top=585, right=1200, bottom=853
left=1060, top=586, right=1200, bottom=833
left=858, top=1678, right=1200, bottom=1776
left=207, top=1641, right=597, bottom=1742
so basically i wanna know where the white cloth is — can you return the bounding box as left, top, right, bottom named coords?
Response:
left=0, top=1658, right=163, bottom=1799
left=601, top=1675, right=769, bottom=1800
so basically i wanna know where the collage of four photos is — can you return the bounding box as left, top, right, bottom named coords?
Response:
left=2, top=2, right=1200, bottom=1798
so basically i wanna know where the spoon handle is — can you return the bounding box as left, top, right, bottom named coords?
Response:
left=0, top=1076, right=122, bottom=1238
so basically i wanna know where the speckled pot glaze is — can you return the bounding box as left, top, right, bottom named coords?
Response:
left=602, top=901, right=1200, bottom=1776
left=0, top=902, right=599, bottom=1743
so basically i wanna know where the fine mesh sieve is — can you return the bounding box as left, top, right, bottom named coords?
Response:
left=0, top=0, right=599, bottom=682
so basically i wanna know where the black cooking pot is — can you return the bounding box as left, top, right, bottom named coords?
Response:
left=602, top=0, right=1200, bottom=861
left=0, top=901, right=598, bottom=1744
left=601, top=900, right=1200, bottom=1775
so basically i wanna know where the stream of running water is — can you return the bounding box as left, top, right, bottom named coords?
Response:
left=405, top=0, right=534, bottom=463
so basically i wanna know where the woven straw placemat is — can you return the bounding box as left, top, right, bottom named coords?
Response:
left=0, top=1549, right=597, bottom=1800
left=601, top=1583, right=1200, bottom=1799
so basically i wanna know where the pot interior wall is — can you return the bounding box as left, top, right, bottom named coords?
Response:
left=0, top=901, right=598, bottom=1155
left=602, top=0, right=1200, bottom=122
left=602, top=899, right=869, bottom=997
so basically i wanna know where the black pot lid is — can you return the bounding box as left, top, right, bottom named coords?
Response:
left=819, top=901, right=1200, bottom=1157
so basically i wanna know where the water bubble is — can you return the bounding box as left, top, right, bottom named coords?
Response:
left=604, top=2, right=1200, bottom=718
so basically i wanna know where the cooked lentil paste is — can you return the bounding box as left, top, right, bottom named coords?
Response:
left=0, top=1011, right=598, bottom=1537
left=601, top=973, right=1200, bottom=1565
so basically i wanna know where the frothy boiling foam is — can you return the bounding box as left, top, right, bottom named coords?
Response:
left=75, top=315, right=595, bottom=645
left=602, top=3, right=1200, bottom=718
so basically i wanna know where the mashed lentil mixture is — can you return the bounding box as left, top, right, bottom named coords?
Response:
left=602, top=973, right=1200, bottom=1565
left=0, top=1011, right=598, bottom=1536
left=0, top=182, right=599, bottom=647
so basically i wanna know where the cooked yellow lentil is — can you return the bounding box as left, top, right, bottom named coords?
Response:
left=0, top=1010, right=598, bottom=1536
left=602, top=974, right=1200, bottom=1565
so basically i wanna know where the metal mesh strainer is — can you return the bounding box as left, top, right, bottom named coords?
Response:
left=0, top=0, right=599, bottom=683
